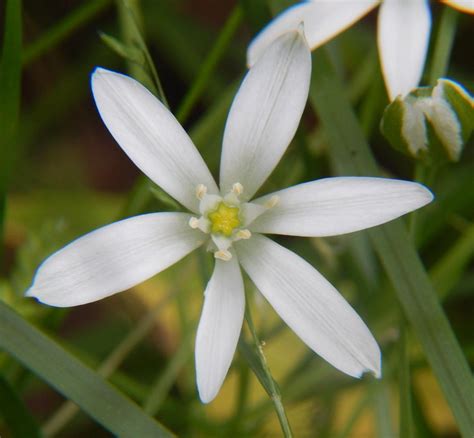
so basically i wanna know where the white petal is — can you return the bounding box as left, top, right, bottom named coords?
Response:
left=26, top=213, right=204, bottom=307
left=378, top=0, right=431, bottom=100
left=236, top=234, right=380, bottom=378
left=195, top=257, right=245, bottom=403
left=91, top=68, right=218, bottom=213
left=442, top=0, right=474, bottom=13
left=220, top=30, right=311, bottom=200
left=247, top=1, right=379, bottom=67
left=249, top=177, right=433, bottom=237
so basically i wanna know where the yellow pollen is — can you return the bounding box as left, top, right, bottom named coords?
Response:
left=208, top=202, right=241, bottom=237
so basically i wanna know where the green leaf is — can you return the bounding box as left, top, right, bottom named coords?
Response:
left=430, top=222, right=474, bottom=300
left=99, top=31, right=145, bottom=65
left=0, top=374, right=42, bottom=438
left=0, top=301, right=174, bottom=437
left=309, top=47, right=474, bottom=437
left=398, top=318, right=414, bottom=438
left=22, top=0, right=112, bottom=65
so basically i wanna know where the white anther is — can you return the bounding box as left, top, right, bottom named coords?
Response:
left=235, top=229, right=251, bottom=240
left=232, top=182, right=244, bottom=196
left=188, top=217, right=199, bottom=229
left=214, top=249, right=232, bottom=261
left=265, top=195, right=279, bottom=209
left=196, top=184, right=207, bottom=200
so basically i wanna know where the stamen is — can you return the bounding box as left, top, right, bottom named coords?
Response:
left=196, top=184, right=207, bottom=200
left=232, top=182, right=244, bottom=196
left=235, top=229, right=251, bottom=240
left=188, top=217, right=199, bottom=229
left=264, top=195, right=279, bottom=209
left=214, top=249, right=232, bottom=261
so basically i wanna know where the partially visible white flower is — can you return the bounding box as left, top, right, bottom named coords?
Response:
left=247, top=0, right=473, bottom=101
left=27, top=30, right=433, bottom=403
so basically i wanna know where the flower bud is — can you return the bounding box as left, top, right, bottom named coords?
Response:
left=381, top=79, right=473, bottom=164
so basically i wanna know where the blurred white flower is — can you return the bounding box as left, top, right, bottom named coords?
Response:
left=247, top=0, right=473, bottom=101
left=27, top=30, right=433, bottom=403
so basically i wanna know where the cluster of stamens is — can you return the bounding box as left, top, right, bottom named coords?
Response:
left=188, top=183, right=278, bottom=261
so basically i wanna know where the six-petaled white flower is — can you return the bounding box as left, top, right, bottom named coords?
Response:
left=27, top=30, right=433, bottom=403
left=247, top=0, right=474, bottom=101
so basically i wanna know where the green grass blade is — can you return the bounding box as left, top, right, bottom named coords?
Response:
left=398, top=317, right=414, bottom=438
left=309, top=48, right=474, bottom=437
left=428, top=5, right=459, bottom=85
left=430, top=222, right=474, bottom=300
left=0, top=374, right=42, bottom=438
left=0, top=301, right=174, bottom=437
left=372, top=380, right=394, bottom=438
left=240, top=297, right=293, bottom=438
left=0, top=0, right=22, bottom=266
left=22, top=0, right=112, bottom=65
left=176, top=5, right=242, bottom=123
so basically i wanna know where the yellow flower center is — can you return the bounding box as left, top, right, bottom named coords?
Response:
left=208, top=202, right=241, bottom=237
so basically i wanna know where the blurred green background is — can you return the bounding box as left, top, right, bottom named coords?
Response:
left=1, top=0, right=473, bottom=437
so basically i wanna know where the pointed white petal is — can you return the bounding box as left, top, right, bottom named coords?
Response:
left=236, top=234, right=381, bottom=378
left=442, top=0, right=474, bottom=13
left=26, top=213, right=204, bottom=307
left=247, top=1, right=379, bottom=67
left=378, top=0, right=431, bottom=100
left=195, top=257, right=245, bottom=403
left=250, top=177, right=433, bottom=237
left=220, top=30, right=311, bottom=200
left=91, top=68, right=218, bottom=213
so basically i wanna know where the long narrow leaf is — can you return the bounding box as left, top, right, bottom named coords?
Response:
left=0, top=301, right=173, bottom=437
left=309, top=48, right=474, bottom=437
left=0, top=374, right=42, bottom=438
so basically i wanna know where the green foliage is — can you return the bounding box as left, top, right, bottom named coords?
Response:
left=1, top=0, right=473, bottom=436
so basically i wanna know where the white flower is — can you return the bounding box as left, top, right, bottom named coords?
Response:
left=247, top=0, right=473, bottom=101
left=27, top=30, right=433, bottom=403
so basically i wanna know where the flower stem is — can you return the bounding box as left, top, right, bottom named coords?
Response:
left=42, top=294, right=173, bottom=437
left=175, top=5, right=242, bottom=122
left=244, top=295, right=293, bottom=438
left=428, top=5, right=459, bottom=85
left=398, top=314, right=414, bottom=438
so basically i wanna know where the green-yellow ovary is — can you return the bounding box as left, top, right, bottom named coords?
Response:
left=208, top=202, right=241, bottom=237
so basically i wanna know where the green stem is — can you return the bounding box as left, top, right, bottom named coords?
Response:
left=372, top=379, right=394, bottom=437
left=334, top=393, right=370, bottom=438
left=22, top=0, right=112, bottom=65
left=398, top=315, right=414, bottom=438
left=430, top=221, right=474, bottom=301
left=428, top=6, right=459, bottom=85
left=117, top=0, right=169, bottom=107
left=244, top=297, right=293, bottom=438
left=143, top=332, right=193, bottom=415
left=175, top=5, right=242, bottom=122
left=42, top=295, right=173, bottom=437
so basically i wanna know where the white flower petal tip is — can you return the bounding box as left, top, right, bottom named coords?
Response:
left=250, top=178, right=434, bottom=237
left=91, top=67, right=217, bottom=213
left=378, top=0, right=432, bottom=100
left=246, top=0, right=378, bottom=67
left=442, top=0, right=474, bottom=13
left=221, top=30, right=311, bottom=199
left=195, top=258, right=245, bottom=403
left=25, top=213, right=203, bottom=307
left=236, top=235, right=382, bottom=381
